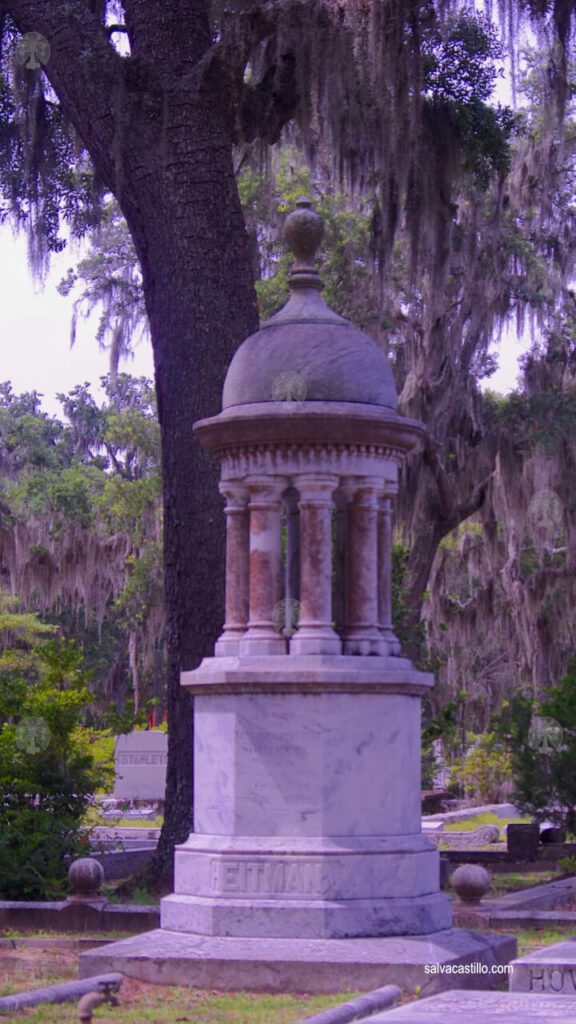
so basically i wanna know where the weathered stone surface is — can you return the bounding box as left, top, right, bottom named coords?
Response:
left=359, top=989, right=576, bottom=1023
left=113, top=731, right=167, bottom=801
left=510, top=938, right=576, bottom=994
left=165, top=686, right=451, bottom=938
left=451, top=864, right=491, bottom=902
left=79, top=928, right=516, bottom=995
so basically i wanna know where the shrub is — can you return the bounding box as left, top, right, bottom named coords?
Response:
left=450, top=731, right=513, bottom=803
left=0, top=633, right=108, bottom=899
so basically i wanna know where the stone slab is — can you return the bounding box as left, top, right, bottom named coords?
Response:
left=79, top=927, right=515, bottom=995
left=510, top=937, right=576, bottom=994
left=360, top=989, right=576, bottom=1022
left=113, top=732, right=167, bottom=801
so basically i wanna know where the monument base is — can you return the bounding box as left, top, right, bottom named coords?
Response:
left=79, top=927, right=516, bottom=995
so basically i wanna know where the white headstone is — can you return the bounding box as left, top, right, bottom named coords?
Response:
left=113, top=732, right=167, bottom=801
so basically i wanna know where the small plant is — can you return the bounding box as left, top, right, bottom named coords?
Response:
left=558, top=855, right=576, bottom=876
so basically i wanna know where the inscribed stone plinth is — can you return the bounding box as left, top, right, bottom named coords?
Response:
left=162, top=667, right=451, bottom=939
left=510, top=937, right=576, bottom=994
left=358, top=989, right=576, bottom=1023
left=113, top=731, right=167, bottom=801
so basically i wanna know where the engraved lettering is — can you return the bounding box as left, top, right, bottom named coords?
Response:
left=549, top=968, right=565, bottom=993
left=529, top=968, right=545, bottom=992
left=223, top=862, right=240, bottom=891
left=211, top=858, right=340, bottom=896
left=269, top=862, right=286, bottom=893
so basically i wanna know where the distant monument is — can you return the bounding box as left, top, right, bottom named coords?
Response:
left=81, top=198, right=515, bottom=992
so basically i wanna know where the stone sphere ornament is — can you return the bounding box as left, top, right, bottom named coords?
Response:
left=451, top=864, right=491, bottom=902
left=68, top=857, right=105, bottom=898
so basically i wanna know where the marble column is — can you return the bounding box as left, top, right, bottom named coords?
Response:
left=215, top=482, right=249, bottom=656
left=378, top=495, right=401, bottom=655
left=239, top=476, right=287, bottom=656
left=283, top=488, right=300, bottom=637
left=290, top=474, right=341, bottom=655
left=343, top=478, right=383, bottom=655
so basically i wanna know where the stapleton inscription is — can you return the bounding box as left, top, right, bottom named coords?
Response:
left=210, top=858, right=340, bottom=897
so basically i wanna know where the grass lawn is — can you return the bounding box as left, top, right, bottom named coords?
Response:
left=0, top=944, right=359, bottom=1024
left=494, top=924, right=576, bottom=957
left=442, top=812, right=531, bottom=833
left=3, top=919, right=575, bottom=1022
left=488, top=870, right=560, bottom=895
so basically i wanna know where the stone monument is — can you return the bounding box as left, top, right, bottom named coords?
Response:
left=80, top=198, right=515, bottom=991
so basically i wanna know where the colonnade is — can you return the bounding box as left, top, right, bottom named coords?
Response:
left=215, top=472, right=400, bottom=658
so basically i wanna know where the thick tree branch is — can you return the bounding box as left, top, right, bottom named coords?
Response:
left=2, top=0, right=123, bottom=187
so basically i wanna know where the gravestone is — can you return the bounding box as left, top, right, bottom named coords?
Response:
left=507, top=822, right=540, bottom=860
left=358, top=989, right=576, bottom=1023
left=510, top=938, right=576, bottom=994
left=113, top=732, right=167, bottom=802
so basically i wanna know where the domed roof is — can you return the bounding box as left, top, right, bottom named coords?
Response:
left=222, top=198, right=397, bottom=411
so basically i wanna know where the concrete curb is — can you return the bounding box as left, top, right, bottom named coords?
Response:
left=297, top=985, right=401, bottom=1024
left=0, top=972, right=122, bottom=1014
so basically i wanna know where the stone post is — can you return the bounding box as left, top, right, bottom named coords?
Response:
left=290, top=474, right=341, bottom=655
left=343, top=478, right=383, bottom=655
left=239, top=476, right=287, bottom=655
left=215, top=482, right=249, bottom=656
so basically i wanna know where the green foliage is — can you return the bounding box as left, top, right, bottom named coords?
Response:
left=422, top=12, right=518, bottom=185
left=391, top=543, right=428, bottom=660
left=0, top=622, right=107, bottom=899
left=0, top=376, right=164, bottom=722
left=558, top=855, right=576, bottom=875
left=487, top=387, right=576, bottom=452
left=449, top=732, right=513, bottom=803
left=496, top=663, right=576, bottom=834
left=238, top=151, right=384, bottom=330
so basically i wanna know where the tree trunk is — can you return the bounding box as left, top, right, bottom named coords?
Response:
left=118, top=99, right=259, bottom=885
left=2, top=0, right=259, bottom=887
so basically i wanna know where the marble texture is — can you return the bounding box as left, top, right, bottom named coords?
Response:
left=192, top=692, right=422, bottom=837
left=164, top=685, right=451, bottom=939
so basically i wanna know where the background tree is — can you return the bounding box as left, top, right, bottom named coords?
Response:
left=0, top=376, right=163, bottom=715
left=0, top=0, right=575, bottom=883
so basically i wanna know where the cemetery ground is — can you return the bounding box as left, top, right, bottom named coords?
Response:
left=2, top=867, right=576, bottom=1021
left=0, top=921, right=574, bottom=1022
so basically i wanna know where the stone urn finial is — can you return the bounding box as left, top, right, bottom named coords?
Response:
left=284, top=196, right=325, bottom=291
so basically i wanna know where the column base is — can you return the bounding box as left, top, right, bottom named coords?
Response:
left=161, top=891, right=452, bottom=939
left=238, top=632, right=287, bottom=656
left=166, top=833, right=451, bottom=939
left=290, top=629, right=342, bottom=656
left=343, top=630, right=383, bottom=656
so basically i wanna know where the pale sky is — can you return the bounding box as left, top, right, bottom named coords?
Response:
left=0, top=224, right=523, bottom=419
left=0, top=226, right=154, bottom=417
